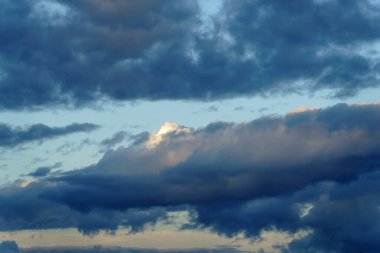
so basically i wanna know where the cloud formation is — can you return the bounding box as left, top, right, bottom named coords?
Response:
left=1, top=103, right=380, bottom=252
left=27, top=162, right=62, bottom=177
left=0, top=241, right=19, bottom=253
left=221, top=0, right=380, bottom=97
left=99, top=131, right=129, bottom=151
left=0, top=123, right=99, bottom=148
left=1, top=0, right=380, bottom=109
left=0, top=179, right=167, bottom=235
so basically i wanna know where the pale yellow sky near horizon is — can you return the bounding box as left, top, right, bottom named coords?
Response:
left=0, top=211, right=309, bottom=252
left=0, top=227, right=308, bottom=252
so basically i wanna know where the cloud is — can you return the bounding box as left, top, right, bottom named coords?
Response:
left=234, top=106, right=244, bottom=111
left=56, top=138, right=97, bottom=156
left=0, top=241, right=19, bottom=253
left=220, top=0, right=380, bottom=97
left=99, top=131, right=129, bottom=151
left=0, top=0, right=199, bottom=110
left=287, top=106, right=320, bottom=115
left=203, top=105, right=219, bottom=112
left=27, top=162, right=62, bottom=177
left=0, top=123, right=99, bottom=148
left=0, top=179, right=167, bottom=235
left=1, top=103, right=380, bottom=252
left=36, top=103, right=380, bottom=224
left=145, top=122, right=191, bottom=149
left=1, top=0, right=380, bottom=110
left=193, top=173, right=380, bottom=253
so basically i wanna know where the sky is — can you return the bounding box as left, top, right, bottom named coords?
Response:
left=1, top=0, right=380, bottom=252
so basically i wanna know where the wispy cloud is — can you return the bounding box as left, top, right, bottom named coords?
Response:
left=0, top=123, right=99, bottom=148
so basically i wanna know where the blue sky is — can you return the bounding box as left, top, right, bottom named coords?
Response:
left=1, top=1, right=380, bottom=253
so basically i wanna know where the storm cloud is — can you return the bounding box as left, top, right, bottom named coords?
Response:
left=43, top=103, right=380, bottom=210
left=0, top=123, right=99, bottom=148
left=0, top=103, right=380, bottom=252
left=0, top=180, right=167, bottom=235
left=1, top=0, right=380, bottom=109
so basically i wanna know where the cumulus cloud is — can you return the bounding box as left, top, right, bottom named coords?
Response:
left=145, top=122, right=191, bottom=149
left=1, top=103, right=380, bottom=252
left=0, top=123, right=99, bottom=148
left=1, top=0, right=380, bottom=109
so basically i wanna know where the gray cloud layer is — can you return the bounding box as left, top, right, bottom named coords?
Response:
left=1, top=0, right=380, bottom=109
left=1, top=103, right=380, bottom=252
left=0, top=123, right=99, bottom=148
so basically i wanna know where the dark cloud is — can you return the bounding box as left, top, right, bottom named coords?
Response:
left=0, top=241, right=19, bottom=253
left=0, top=123, right=99, bottom=148
left=27, top=162, right=62, bottom=177
left=193, top=172, right=380, bottom=253
left=0, top=180, right=167, bottom=235
left=44, top=103, right=380, bottom=209
left=1, top=0, right=380, bottom=110
left=221, top=0, right=380, bottom=97
left=1, top=103, right=380, bottom=252
left=0, top=0, right=199, bottom=109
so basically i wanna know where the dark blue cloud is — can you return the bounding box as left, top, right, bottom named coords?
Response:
left=0, top=180, right=167, bottom=235
left=1, top=0, right=380, bottom=109
left=0, top=241, right=19, bottom=253
left=27, top=162, right=62, bottom=177
left=193, top=172, right=380, bottom=253
left=1, top=103, right=380, bottom=252
left=222, top=0, right=380, bottom=97
left=0, top=123, right=99, bottom=148
left=0, top=0, right=199, bottom=109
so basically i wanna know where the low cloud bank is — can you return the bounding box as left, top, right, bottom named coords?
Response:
left=1, top=103, right=380, bottom=252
